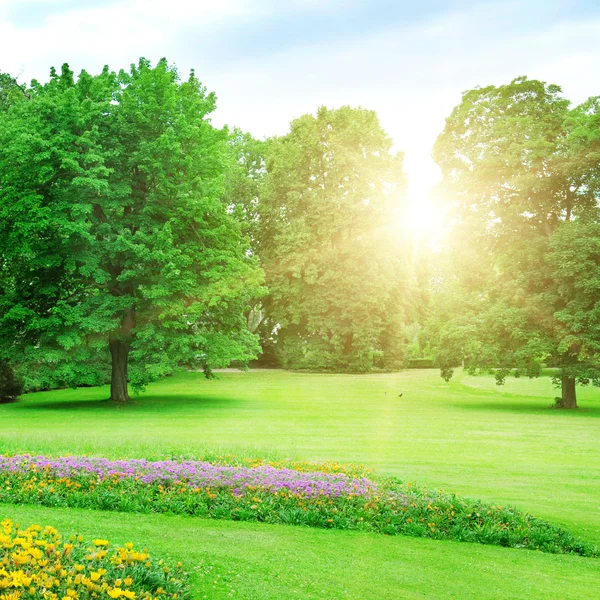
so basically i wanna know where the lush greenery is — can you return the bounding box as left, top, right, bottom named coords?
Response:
left=0, top=360, right=23, bottom=404
left=4, top=505, right=598, bottom=600
left=255, top=106, right=411, bottom=371
left=1, top=369, right=598, bottom=542
left=0, top=518, right=188, bottom=599
left=3, top=63, right=600, bottom=408
left=2, top=56, right=600, bottom=598
left=1, top=370, right=599, bottom=598
left=1, top=454, right=593, bottom=557
left=0, top=59, right=262, bottom=402
left=430, top=77, right=600, bottom=408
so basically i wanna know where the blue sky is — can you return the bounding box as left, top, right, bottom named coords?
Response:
left=1, top=0, right=599, bottom=201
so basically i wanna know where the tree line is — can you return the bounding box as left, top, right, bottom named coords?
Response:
left=1, top=60, right=598, bottom=408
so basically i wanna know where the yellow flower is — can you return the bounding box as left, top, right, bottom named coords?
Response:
left=90, top=569, right=106, bottom=582
left=0, top=519, right=183, bottom=600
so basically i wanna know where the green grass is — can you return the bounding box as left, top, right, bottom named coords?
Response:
left=1, top=368, right=599, bottom=597
left=2, top=504, right=599, bottom=600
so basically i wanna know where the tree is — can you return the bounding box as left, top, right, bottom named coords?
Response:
left=430, top=77, right=600, bottom=408
left=258, top=106, right=412, bottom=371
left=223, top=129, right=267, bottom=247
left=220, top=130, right=279, bottom=365
left=0, top=72, right=30, bottom=112
left=0, top=59, right=263, bottom=402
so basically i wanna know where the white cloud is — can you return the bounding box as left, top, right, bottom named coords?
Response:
left=1, top=0, right=599, bottom=203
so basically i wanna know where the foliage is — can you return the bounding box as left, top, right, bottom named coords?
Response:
left=429, top=77, right=600, bottom=407
left=0, top=59, right=263, bottom=401
left=406, top=358, right=435, bottom=369
left=2, top=370, right=600, bottom=599
left=0, top=73, right=29, bottom=113
left=0, top=361, right=23, bottom=404
left=221, top=130, right=277, bottom=365
left=0, top=518, right=188, bottom=599
left=6, top=505, right=599, bottom=600
left=257, top=106, right=412, bottom=371
left=0, top=454, right=596, bottom=557
left=223, top=129, right=268, bottom=248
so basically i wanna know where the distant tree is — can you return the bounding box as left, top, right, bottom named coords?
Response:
left=223, top=129, right=267, bottom=246
left=0, top=59, right=263, bottom=402
left=220, top=130, right=279, bottom=365
left=430, top=77, right=600, bottom=408
left=258, top=106, right=412, bottom=371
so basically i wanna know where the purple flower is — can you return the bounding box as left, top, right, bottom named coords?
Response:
left=0, top=455, right=379, bottom=498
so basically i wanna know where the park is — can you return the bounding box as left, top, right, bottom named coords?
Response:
left=1, top=3, right=600, bottom=599
left=1, top=369, right=599, bottom=597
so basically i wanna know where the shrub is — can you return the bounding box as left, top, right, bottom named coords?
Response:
left=0, top=454, right=597, bottom=558
left=406, top=358, right=435, bottom=369
left=0, top=518, right=189, bottom=599
left=0, top=361, right=24, bottom=403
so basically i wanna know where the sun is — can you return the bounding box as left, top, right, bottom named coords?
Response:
left=404, top=189, right=446, bottom=244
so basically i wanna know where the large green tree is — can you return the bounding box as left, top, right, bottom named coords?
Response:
left=257, top=106, right=412, bottom=371
left=0, top=59, right=262, bottom=402
left=430, top=77, right=600, bottom=408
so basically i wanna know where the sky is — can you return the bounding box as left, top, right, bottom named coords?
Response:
left=1, top=0, right=600, bottom=205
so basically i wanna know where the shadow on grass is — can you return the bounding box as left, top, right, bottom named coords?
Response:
left=454, top=401, right=600, bottom=417
left=13, top=394, right=244, bottom=412
left=16, top=399, right=113, bottom=411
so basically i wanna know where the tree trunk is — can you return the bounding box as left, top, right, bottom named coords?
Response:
left=109, top=339, right=130, bottom=403
left=561, top=376, right=577, bottom=409
left=343, top=332, right=353, bottom=355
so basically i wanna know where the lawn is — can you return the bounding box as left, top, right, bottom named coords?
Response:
left=1, top=368, right=599, bottom=598
left=2, top=504, right=598, bottom=600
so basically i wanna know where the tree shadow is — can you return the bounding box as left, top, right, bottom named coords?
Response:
left=9, top=398, right=110, bottom=411
left=453, top=400, right=600, bottom=417
left=139, top=394, right=245, bottom=410
left=15, top=394, right=243, bottom=411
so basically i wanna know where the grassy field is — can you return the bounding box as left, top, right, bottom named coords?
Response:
left=1, top=368, right=599, bottom=598
left=2, top=504, right=599, bottom=600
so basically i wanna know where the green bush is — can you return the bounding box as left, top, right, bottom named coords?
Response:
left=1, top=454, right=597, bottom=558
left=407, top=358, right=435, bottom=369
left=0, top=360, right=24, bottom=403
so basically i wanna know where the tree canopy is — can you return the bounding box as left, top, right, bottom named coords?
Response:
left=429, top=77, right=600, bottom=408
left=256, top=106, right=413, bottom=371
left=0, top=59, right=263, bottom=402
left=2, top=61, right=598, bottom=409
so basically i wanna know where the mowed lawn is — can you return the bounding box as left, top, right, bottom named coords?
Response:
left=1, top=369, right=599, bottom=598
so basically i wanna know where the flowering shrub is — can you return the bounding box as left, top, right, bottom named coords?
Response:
left=0, top=455, right=597, bottom=557
left=0, top=518, right=188, bottom=599
left=0, top=455, right=376, bottom=498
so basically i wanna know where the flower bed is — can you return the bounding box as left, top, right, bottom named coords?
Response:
left=0, top=518, right=188, bottom=599
left=0, top=454, right=597, bottom=557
